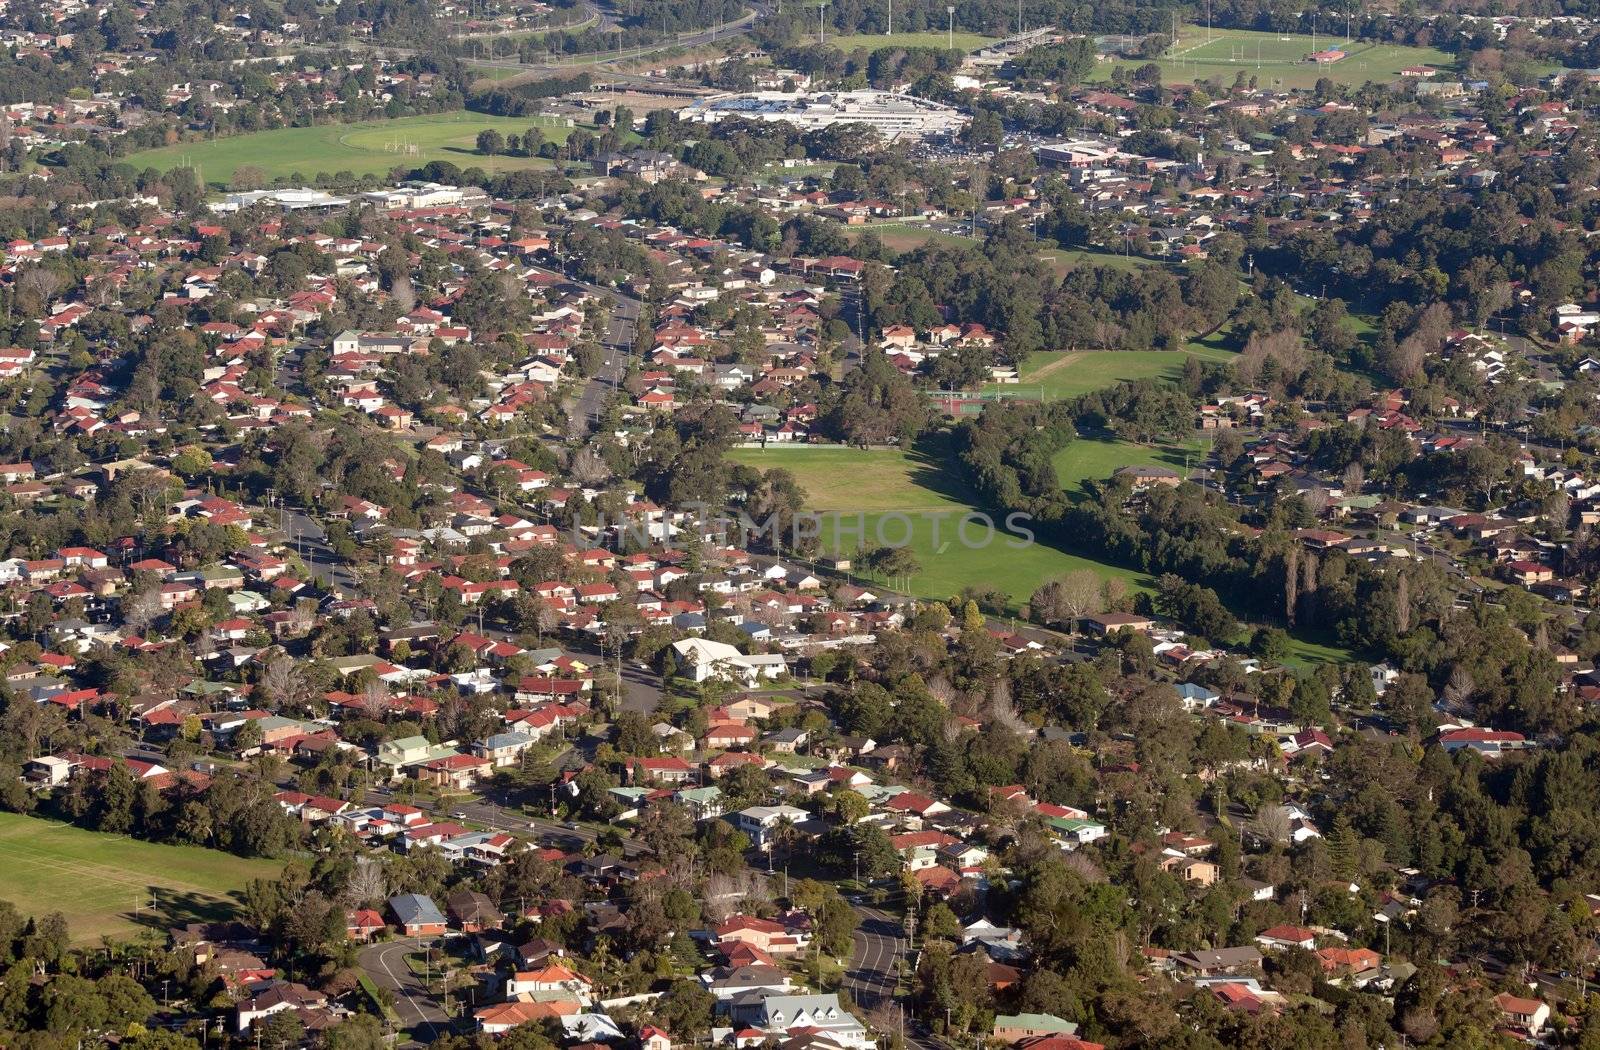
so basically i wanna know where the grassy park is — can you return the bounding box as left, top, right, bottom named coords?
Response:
left=729, top=442, right=1156, bottom=608
left=988, top=341, right=1238, bottom=401
left=1052, top=435, right=1209, bottom=496
left=126, top=112, right=584, bottom=188
left=728, top=440, right=1356, bottom=662
left=1094, top=25, right=1455, bottom=89
left=844, top=222, right=1159, bottom=276
left=0, top=813, right=282, bottom=942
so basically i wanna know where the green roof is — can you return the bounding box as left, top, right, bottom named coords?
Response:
left=182, top=680, right=238, bottom=696
left=995, top=1014, right=1077, bottom=1035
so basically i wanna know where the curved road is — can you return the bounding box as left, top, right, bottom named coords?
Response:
left=360, top=936, right=449, bottom=1044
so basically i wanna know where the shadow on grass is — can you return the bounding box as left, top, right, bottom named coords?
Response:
left=125, top=886, right=250, bottom=935
left=900, top=432, right=984, bottom=508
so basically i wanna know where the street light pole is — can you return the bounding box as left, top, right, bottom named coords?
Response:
left=946, top=5, right=954, bottom=50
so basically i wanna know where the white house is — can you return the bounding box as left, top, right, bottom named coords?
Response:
left=731, top=804, right=810, bottom=849
left=672, top=637, right=787, bottom=684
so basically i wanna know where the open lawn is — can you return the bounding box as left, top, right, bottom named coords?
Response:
left=467, top=64, right=527, bottom=83
left=847, top=223, right=984, bottom=253
left=1052, top=435, right=1210, bottom=496
left=990, top=343, right=1237, bottom=400
left=1093, top=25, right=1455, bottom=89
left=126, top=112, right=582, bottom=188
left=0, top=813, right=283, bottom=943
left=845, top=223, right=1158, bottom=276
left=728, top=442, right=1154, bottom=607
left=728, top=441, right=1354, bottom=660
left=828, top=31, right=998, bottom=53
left=1039, top=246, right=1160, bottom=274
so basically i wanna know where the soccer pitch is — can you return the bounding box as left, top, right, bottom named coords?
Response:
left=1095, top=26, right=1455, bottom=89
left=0, top=813, right=282, bottom=942
left=126, top=112, right=585, bottom=188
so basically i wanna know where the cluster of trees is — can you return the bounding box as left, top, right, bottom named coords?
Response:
left=818, top=350, right=932, bottom=446
left=955, top=401, right=1077, bottom=521
left=0, top=743, right=306, bottom=859
left=0, top=935, right=163, bottom=1045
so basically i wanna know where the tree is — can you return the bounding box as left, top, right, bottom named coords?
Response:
left=477, top=129, right=506, bottom=156
left=259, top=656, right=306, bottom=711
left=324, top=1013, right=387, bottom=1050
left=1030, top=569, right=1103, bottom=629
left=97, top=973, right=157, bottom=1029
left=258, top=1008, right=305, bottom=1050
left=833, top=789, right=869, bottom=824
left=819, top=350, right=931, bottom=446
left=652, top=978, right=714, bottom=1038
left=815, top=894, right=859, bottom=958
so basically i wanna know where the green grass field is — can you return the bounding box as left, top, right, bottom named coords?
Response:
left=729, top=441, right=1357, bottom=661
left=829, top=31, right=998, bottom=53
left=126, top=112, right=582, bottom=188
left=0, top=813, right=283, bottom=943
left=729, top=442, right=1155, bottom=607
left=991, top=343, right=1237, bottom=400
left=467, top=64, right=527, bottom=82
left=1052, top=435, right=1209, bottom=496
left=845, top=223, right=1158, bottom=277
left=1094, top=25, right=1455, bottom=89
left=1039, top=246, right=1159, bottom=274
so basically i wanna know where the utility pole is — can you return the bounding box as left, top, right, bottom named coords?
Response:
left=946, top=4, right=954, bottom=50
left=886, top=0, right=891, bottom=36
left=818, top=1, right=826, bottom=44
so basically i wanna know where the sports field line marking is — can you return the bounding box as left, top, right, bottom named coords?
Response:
left=0, top=839, right=229, bottom=893
left=0, top=832, right=259, bottom=897
left=1023, top=352, right=1085, bottom=383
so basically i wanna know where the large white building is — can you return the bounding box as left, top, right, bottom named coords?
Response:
left=682, top=90, right=968, bottom=140
left=671, top=637, right=787, bottom=684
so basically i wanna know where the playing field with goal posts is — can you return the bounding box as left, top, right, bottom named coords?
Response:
left=127, top=112, right=588, bottom=189
left=1093, top=25, right=1455, bottom=89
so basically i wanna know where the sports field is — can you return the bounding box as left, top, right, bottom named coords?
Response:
left=1094, top=25, right=1455, bottom=89
left=844, top=223, right=1156, bottom=276
left=0, top=813, right=283, bottom=942
left=829, top=31, right=998, bottom=53
left=728, top=442, right=1154, bottom=606
left=990, top=340, right=1237, bottom=400
left=1052, top=435, right=1209, bottom=495
left=126, top=112, right=581, bottom=188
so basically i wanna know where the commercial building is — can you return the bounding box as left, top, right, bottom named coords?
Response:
left=682, top=90, right=968, bottom=140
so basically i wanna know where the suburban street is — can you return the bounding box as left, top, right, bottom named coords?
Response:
left=280, top=506, right=361, bottom=596
left=844, top=903, right=906, bottom=1008
left=359, top=936, right=449, bottom=1043
left=522, top=263, right=641, bottom=426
